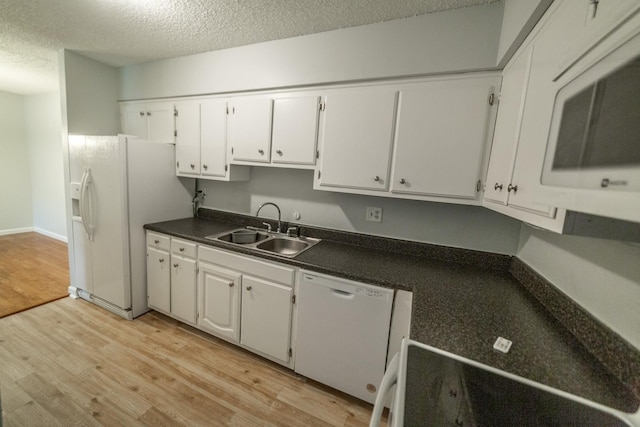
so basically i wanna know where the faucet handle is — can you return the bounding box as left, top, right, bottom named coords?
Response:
left=287, top=226, right=300, bottom=238
left=262, top=222, right=272, bottom=232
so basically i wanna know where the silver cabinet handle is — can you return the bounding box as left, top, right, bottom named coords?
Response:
left=494, top=183, right=503, bottom=191
left=179, top=247, right=185, bottom=252
left=374, top=176, right=380, bottom=182
left=246, top=286, right=252, bottom=291
left=228, top=282, right=234, bottom=288
left=139, top=111, right=145, bottom=116
left=154, top=239, right=159, bottom=244
left=258, top=149, right=264, bottom=155
left=190, top=164, right=195, bottom=169
left=507, top=184, right=518, bottom=193
left=399, top=178, right=406, bottom=184
left=203, top=164, right=208, bottom=170
left=276, top=149, right=283, bottom=156
left=159, top=258, right=165, bottom=263
left=173, top=263, right=179, bottom=268
left=146, top=112, right=151, bottom=116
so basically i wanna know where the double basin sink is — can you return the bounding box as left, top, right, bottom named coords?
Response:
left=204, top=227, right=320, bottom=258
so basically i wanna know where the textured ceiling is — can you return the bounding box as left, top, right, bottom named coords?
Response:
left=0, top=0, right=498, bottom=95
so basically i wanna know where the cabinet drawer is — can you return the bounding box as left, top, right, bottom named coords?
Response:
left=199, top=245, right=295, bottom=286
left=147, top=232, right=170, bottom=251
left=171, top=238, right=197, bottom=258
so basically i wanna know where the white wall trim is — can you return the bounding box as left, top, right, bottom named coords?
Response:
left=0, top=227, right=35, bottom=236
left=35, top=227, right=68, bottom=243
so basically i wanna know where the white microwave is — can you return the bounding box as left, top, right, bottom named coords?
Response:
left=541, top=28, right=640, bottom=192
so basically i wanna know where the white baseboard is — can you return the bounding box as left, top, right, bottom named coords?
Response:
left=0, top=227, right=35, bottom=236
left=35, top=227, right=68, bottom=243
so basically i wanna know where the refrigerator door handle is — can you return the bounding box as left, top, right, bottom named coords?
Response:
left=79, top=168, right=94, bottom=240
left=85, top=168, right=95, bottom=241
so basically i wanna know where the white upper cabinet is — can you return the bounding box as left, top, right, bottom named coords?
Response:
left=317, top=87, right=398, bottom=191
left=391, top=75, right=499, bottom=199
left=173, top=98, right=249, bottom=182
left=201, top=98, right=230, bottom=178
left=482, top=0, right=610, bottom=231
left=174, top=101, right=201, bottom=176
left=121, top=101, right=175, bottom=144
left=271, top=96, right=320, bottom=166
left=314, top=75, right=498, bottom=205
left=229, top=96, right=274, bottom=163
left=484, top=46, right=534, bottom=207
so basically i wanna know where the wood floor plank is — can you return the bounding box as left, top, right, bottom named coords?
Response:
left=0, top=297, right=378, bottom=426
left=0, top=232, right=69, bottom=318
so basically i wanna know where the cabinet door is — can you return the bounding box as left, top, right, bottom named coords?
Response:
left=391, top=76, right=498, bottom=199
left=170, top=254, right=197, bottom=325
left=230, top=97, right=273, bottom=163
left=318, top=88, right=398, bottom=191
left=484, top=46, right=534, bottom=205
left=121, top=103, right=148, bottom=139
left=240, top=276, right=293, bottom=364
left=146, top=102, right=175, bottom=144
left=272, top=96, right=320, bottom=165
left=147, top=247, right=170, bottom=313
left=175, top=101, right=201, bottom=175
left=197, top=262, right=241, bottom=342
left=507, top=1, right=587, bottom=217
left=201, top=99, right=229, bottom=177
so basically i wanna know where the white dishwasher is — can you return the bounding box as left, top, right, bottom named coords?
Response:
left=295, top=271, right=394, bottom=404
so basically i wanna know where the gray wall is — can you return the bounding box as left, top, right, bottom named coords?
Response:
left=118, top=3, right=504, bottom=100
left=199, top=168, right=522, bottom=254
left=517, top=226, right=640, bottom=350
left=59, top=50, right=120, bottom=135
left=496, top=0, right=553, bottom=66
left=0, top=91, right=32, bottom=233
left=24, top=92, right=67, bottom=240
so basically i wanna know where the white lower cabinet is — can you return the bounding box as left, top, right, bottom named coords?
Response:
left=197, top=245, right=295, bottom=367
left=240, top=275, right=293, bottom=364
left=170, top=254, right=197, bottom=325
left=146, top=246, right=170, bottom=313
left=146, top=232, right=197, bottom=325
left=197, top=262, right=242, bottom=342
left=146, top=233, right=408, bottom=401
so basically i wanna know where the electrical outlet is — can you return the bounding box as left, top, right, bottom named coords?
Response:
left=366, top=207, right=383, bottom=223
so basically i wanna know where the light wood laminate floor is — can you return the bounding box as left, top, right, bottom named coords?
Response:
left=0, top=297, right=376, bottom=426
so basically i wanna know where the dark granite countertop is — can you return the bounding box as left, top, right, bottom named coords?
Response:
left=144, top=210, right=640, bottom=414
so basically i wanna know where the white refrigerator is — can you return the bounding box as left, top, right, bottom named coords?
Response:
left=66, top=135, right=194, bottom=319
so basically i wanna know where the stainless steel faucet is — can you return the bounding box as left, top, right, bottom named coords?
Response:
left=256, top=202, right=282, bottom=233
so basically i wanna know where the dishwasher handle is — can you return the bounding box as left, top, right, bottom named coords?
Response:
left=331, top=288, right=355, bottom=299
